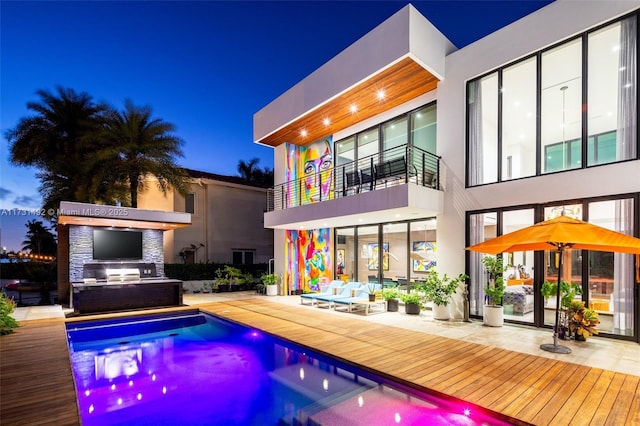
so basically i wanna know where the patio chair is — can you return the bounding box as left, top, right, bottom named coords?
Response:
left=333, top=283, right=382, bottom=313
left=300, top=280, right=345, bottom=306
left=314, top=282, right=363, bottom=309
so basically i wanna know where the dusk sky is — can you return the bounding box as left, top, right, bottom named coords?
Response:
left=0, top=0, right=553, bottom=251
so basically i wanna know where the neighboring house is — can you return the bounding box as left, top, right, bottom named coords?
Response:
left=254, top=2, right=640, bottom=342
left=137, top=168, right=273, bottom=265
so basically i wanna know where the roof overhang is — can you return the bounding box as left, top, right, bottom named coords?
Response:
left=254, top=4, right=456, bottom=148
left=57, top=201, right=191, bottom=230
left=256, top=57, right=439, bottom=147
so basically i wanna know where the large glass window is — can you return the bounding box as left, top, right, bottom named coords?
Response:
left=588, top=198, right=635, bottom=337
left=468, top=74, right=499, bottom=185
left=502, top=58, right=537, bottom=180
left=411, top=105, right=437, bottom=154
left=467, top=14, right=637, bottom=186
left=410, top=219, right=437, bottom=281
left=357, top=225, right=379, bottom=283
left=382, top=223, right=408, bottom=286
left=588, top=17, right=637, bottom=165
left=335, top=136, right=355, bottom=167
left=382, top=116, right=407, bottom=162
left=357, top=127, right=378, bottom=171
left=335, top=136, right=355, bottom=194
left=335, top=103, right=438, bottom=180
left=541, top=38, right=583, bottom=173
left=335, top=228, right=355, bottom=280
left=468, top=211, right=497, bottom=316
left=501, top=209, right=535, bottom=324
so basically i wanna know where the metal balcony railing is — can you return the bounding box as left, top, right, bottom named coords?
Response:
left=266, top=144, right=440, bottom=212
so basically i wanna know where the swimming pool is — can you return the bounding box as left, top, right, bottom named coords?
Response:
left=66, top=311, right=513, bottom=425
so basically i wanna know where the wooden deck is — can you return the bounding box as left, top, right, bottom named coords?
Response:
left=1, top=299, right=638, bottom=425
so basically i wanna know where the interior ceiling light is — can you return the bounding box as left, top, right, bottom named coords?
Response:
left=350, top=104, right=358, bottom=113
left=377, top=89, right=385, bottom=100
left=300, top=129, right=308, bottom=137
left=323, top=118, right=330, bottom=126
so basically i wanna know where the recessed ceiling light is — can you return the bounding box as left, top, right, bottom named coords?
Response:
left=300, top=129, right=308, bottom=137
left=323, top=118, right=330, bottom=126
left=377, top=89, right=385, bottom=100
left=350, top=104, right=357, bottom=113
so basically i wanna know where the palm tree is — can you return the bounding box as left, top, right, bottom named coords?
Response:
left=21, top=220, right=57, bottom=255
left=237, top=157, right=274, bottom=187
left=6, top=87, right=127, bottom=213
left=102, top=100, right=190, bottom=207
left=238, top=158, right=260, bottom=180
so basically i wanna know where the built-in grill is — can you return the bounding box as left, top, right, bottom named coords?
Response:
left=105, top=268, right=141, bottom=283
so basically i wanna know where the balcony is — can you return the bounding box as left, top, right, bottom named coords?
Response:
left=265, top=145, right=443, bottom=229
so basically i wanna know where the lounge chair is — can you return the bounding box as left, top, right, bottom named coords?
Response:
left=313, top=282, right=363, bottom=309
left=300, top=280, right=345, bottom=306
left=333, top=283, right=383, bottom=313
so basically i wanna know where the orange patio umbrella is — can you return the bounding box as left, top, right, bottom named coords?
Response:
left=467, top=215, right=640, bottom=354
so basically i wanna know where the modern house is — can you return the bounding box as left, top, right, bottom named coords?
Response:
left=137, top=168, right=274, bottom=265
left=254, top=1, right=640, bottom=342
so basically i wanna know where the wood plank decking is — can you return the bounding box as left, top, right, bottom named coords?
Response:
left=1, top=299, right=638, bottom=425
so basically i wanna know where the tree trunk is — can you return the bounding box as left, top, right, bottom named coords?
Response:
left=130, top=174, right=138, bottom=208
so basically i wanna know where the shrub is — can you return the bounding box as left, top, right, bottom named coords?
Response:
left=0, top=293, right=19, bottom=335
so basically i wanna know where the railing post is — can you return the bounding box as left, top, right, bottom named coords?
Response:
left=281, top=185, right=285, bottom=210
left=342, top=166, right=346, bottom=197
left=422, top=152, right=426, bottom=187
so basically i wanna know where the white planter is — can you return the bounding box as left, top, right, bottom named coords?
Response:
left=432, top=303, right=450, bottom=320
left=266, top=284, right=278, bottom=296
left=484, top=305, right=504, bottom=327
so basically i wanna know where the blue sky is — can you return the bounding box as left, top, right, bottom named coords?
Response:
left=0, top=0, right=553, bottom=251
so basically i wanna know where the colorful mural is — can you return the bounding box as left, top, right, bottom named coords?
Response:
left=285, top=137, right=334, bottom=207
left=283, top=138, right=334, bottom=293
left=285, top=228, right=332, bottom=293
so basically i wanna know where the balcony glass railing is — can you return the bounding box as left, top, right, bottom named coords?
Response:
left=266, top=144, right=440, bottom=212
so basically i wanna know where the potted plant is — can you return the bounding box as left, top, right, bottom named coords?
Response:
left=261, top=273, right=279, bottom=296
left=366, top=283, right=381, bottom=302
left=421, top=270, right=467, bottom=321
left=400, top=292, right=422, bottom=315
left=567, top=300, right=599, bottom=341
left=214, top=267, right=230, bottom=292
left=481, top=255, right=506, bottom=327
left=381, top=288, right=400, bottom=312
left=541, top=280, right=583, bottom=339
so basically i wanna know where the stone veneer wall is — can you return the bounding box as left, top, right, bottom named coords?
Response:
left=68, top=226, right=164, bottom=282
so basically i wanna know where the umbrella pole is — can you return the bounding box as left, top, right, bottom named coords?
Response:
left=541, top=246, right=572, bottom=354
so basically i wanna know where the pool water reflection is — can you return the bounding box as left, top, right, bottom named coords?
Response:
left=66, top=312, right=512, bottom=425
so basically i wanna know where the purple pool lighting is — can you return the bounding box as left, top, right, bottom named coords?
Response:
left=66, top=312, right=514, bottom=425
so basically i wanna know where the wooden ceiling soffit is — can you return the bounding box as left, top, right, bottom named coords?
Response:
left=258, top=57, right=439, bottom=147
